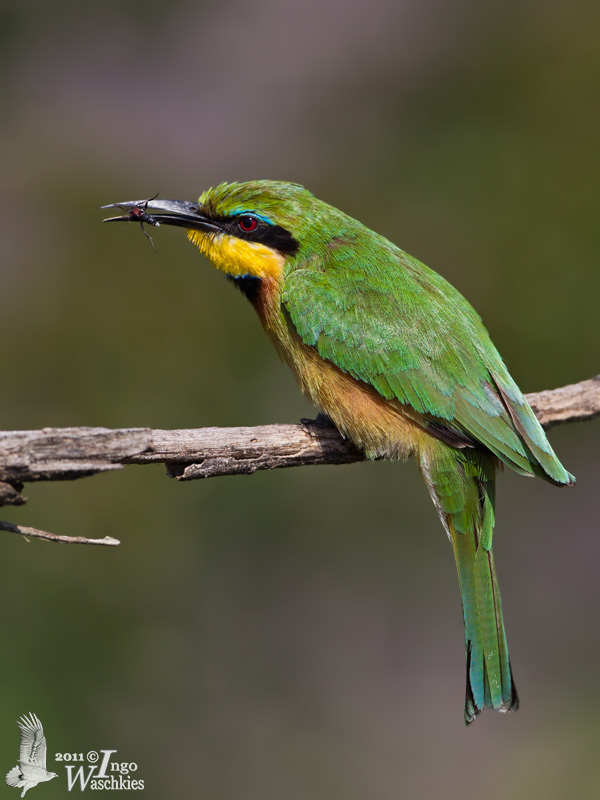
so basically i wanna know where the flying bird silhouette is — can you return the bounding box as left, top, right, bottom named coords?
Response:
left=5, top=714, right=58, bottom=797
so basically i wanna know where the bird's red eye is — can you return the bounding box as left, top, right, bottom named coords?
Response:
left=238, top=215, right=258, bottom=232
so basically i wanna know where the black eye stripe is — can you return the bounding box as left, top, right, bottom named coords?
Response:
left=249, top=223, right=299, bottom=254
left=208, top=214, right=299, bottom=255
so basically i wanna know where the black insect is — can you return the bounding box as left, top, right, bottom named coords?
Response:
left=128, top=193, right=161, bottom=249
left=103, top=193, right=161, bottom=250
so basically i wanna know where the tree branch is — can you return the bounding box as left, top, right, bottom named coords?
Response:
left=0, top=376, right=597, bottom=530
left=0, top=520, right=120, bottom=546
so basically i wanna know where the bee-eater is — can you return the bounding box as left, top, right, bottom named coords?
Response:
left=104, top=181, right=574, bottom=724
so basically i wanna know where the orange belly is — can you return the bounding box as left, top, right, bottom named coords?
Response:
left=252, top=274, right=430, bottom=461
left=289, top=340, right=427, bottom=459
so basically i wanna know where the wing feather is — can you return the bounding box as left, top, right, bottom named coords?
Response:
left=18, top=713, right=47, bottom=768
left=282, top=242, right=572, bottom=486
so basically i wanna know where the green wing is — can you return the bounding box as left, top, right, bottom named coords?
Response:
left=282, top=238, right=572, bottom=486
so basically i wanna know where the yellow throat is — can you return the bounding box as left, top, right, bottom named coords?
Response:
left=187, top=229, right=285, bottom=280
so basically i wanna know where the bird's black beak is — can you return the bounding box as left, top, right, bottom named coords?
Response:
left=101, top=197, right=221, bottom=233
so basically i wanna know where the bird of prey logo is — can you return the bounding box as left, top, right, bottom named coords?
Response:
left=5, top=714, right=58, bottom=797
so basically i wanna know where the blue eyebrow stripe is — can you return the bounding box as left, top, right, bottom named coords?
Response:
left=229, top=209, right=275, bottom=226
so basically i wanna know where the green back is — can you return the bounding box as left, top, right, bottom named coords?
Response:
left=281, top=220, right=572, bottom=486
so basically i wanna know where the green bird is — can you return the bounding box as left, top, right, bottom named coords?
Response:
left=103, top=181, right=574, bottom=723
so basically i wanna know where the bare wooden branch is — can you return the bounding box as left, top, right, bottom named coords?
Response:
left=0, top=481, right=25, bottom=506
left=0, top=427, right=152, bottom=484
left=0, top=376, right=596, bottom=495
left=140, top=417, right=364, bottom=481
left=0, top=520, right=120, bottom=546
left=0, top=376, right=596, bottom=543
left=524, top=375, right=600, bottom=428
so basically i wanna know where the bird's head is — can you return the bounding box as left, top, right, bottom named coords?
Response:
left=103, top=180, right=339, bottom=283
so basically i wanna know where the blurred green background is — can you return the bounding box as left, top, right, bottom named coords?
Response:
left=1, top=1, right=599, bottom=798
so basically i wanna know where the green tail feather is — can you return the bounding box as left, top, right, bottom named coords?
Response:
left=454, top=516, right=519, bottom=723
left=420, top=445, right=519, bottom=724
